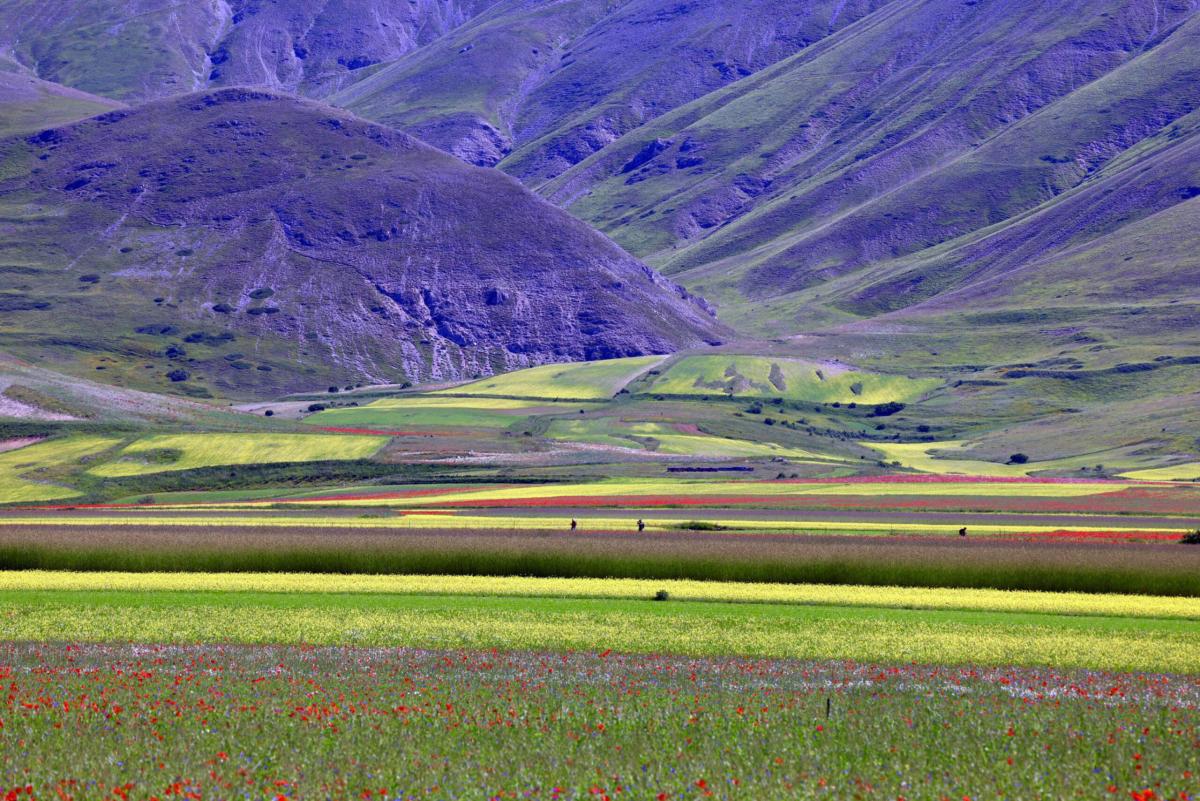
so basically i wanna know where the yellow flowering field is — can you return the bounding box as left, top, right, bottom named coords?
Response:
left=2, top=570, right=1196, bottom=620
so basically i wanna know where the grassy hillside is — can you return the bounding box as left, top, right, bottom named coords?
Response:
left=0, top=56, right=120, bottom=137
left=337, top=0, right=879, bottom=169
left=0, top=89, right=721, bottom=398
left=645, top=355, right=939, bottom=404
left=437, top=355, right=665, bottom=399
left=0, top=0, right=499, bottom=103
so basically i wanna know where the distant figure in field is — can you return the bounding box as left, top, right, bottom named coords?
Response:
left=637, top=519, right=646, bottom=533
left=959, top=527, right=968, bottom=537
left=570, top=519, right=577, bottom=531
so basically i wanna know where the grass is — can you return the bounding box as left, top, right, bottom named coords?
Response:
left=3, top=525, right=1200, bottom=595
left=1, top=512, right=1181, bottom=538
left=436, top=356, right=666, bottom=399
left=6, top=570, right=1198, bottom=620
left=0, top=435, right=120, bottom=503
left=86, top=433, right=388, bottom=477
left=546, top=419, right=829, bottom=458
left=861, top=441, right=1113, bottom=477
left=1122, top=463, right=1200, bottom=481
left=644, top=355, right=940, bottom=403
left=306, top=396, right=581, bottom=430
left=1, top=589, right=1198, bottom=672
left=3, top=644, right=1195, bottom=800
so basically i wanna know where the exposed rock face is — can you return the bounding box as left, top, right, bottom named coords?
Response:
left=0, top=90, right=723, bottom=393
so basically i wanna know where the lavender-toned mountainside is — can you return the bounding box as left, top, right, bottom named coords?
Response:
left=0, top=90, right=721, bottom=395
left=0, top=0, right=1197, bottom=399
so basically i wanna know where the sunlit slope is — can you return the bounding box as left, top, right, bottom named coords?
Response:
left=644, top=356, right=939, bottom=404
left=437, top=356, right=666, bottom=399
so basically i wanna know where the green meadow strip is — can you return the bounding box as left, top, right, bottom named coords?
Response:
left=1, top=590, right=1198, bottom=673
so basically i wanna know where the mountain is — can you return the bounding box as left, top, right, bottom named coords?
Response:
left=334, top=0, right=884, bottom=169
left=532, top=0, right=1200, bottom=322
left=0, top=89, right=722, bottom=398
left=0, top=0, right=499, bottom=103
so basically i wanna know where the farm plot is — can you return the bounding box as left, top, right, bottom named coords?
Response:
left=3, top=523, right=1199, bottom=595
left=646, top=354, right=940, bottom=403
left=6, top=570, right=1198, bottom=620
left=2, top=586, right=1199, bottom=673
left=87, top=433, right=388, bottom=477
left=0, top=436, right=120, bottom=503
left=2, top=644, right=1195, bottom=801
left=436, top=355, right=666, bottom=399
left=306, top=396, right=581, bottom=431
left=547, top=419, right=832, bottom=459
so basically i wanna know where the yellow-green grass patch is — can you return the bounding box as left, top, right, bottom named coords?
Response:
left=5, top=571, right=1195, bottom=620
left=647, top=355, right=940, bottom=403
left=88, top=433, right=388, bottom=477
left=2, top=592, right=1197, bottom=673
left=547, top=419, right=831, bottom=459
left=306, top=396, right=580, bottom=430
left=436, top=356, right=666, bottom=399
left=0, top=436, right=121, bottom=503
left=1121, top=463, right=1200, bottom=481
left=865, top=441, right=1092, bottom=478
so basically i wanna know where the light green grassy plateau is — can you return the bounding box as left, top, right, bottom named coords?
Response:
left=547, top=418, right=831, bottom=459
left=437, top=355, right=666, bottom=399
left=87, top=433, right=387, bottom=478
left=306, top=396, right=581, bottom=429
left=646, top=355, right=939, bottom=403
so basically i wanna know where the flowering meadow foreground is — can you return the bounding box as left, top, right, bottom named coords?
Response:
left=1, top=644, right=1197, bottom=801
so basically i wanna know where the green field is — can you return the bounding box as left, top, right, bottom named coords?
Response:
left=307, top=396, right=582, bottom=430
left=2, top=585, right=1197, bottom=673
left=437, top=355, right=666, bottom=399
left=547, top=418, right=829, bottom=458
left=86, top=433, right=388, bottom=478
left=1122, top=462, right=1200, bottom=480
left=645, top=355, right=940, bottom=403
left=4, top=643, right=1193, bottom=801
left=0, top=436, right=120, bottom=503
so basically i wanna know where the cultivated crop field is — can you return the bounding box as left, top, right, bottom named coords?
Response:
left=5, top=644, right=1196, bottom=801
left=2, top=360, right=1199, bottom=798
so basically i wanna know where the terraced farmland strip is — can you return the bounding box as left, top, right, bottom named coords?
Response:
left=4, top=570, right=1197, bottom=620
left=2, top=589, right=1198, bottom=673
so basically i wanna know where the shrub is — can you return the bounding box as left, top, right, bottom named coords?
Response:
left=653, top=589, right=670, bottom=602
left=673, top=521, right=730, bottom=531
left=1009, top=453, right=1030, bottom=465
left=1182, top=530, right=1200, bottom=545
left=306, top=403, right=327, bottom=413
left=872, top=402, right=905, bottom=417
left=166, top=369, right=189, bottom=382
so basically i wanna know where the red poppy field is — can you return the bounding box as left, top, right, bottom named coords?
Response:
left=2, top=644, right=1197, bottom=801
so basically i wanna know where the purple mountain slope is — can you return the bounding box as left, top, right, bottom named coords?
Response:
left=0, top=90, right=722, bottom=396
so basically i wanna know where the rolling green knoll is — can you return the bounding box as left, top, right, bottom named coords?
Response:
left=2, top=589, right=1197, bottom=672
left=438, top=356, right=666, bottom=400
left=645, top=355, right=939, bottom=403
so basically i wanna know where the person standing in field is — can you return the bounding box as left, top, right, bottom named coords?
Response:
left=637, top=519, right=645, bottom=533
left=570, top=519, right=577, bottom=531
